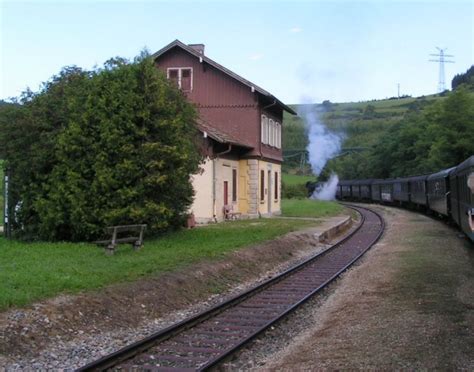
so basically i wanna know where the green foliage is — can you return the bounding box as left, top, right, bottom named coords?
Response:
left=281, top=182, right=308, bottom=199
left=452, top=65, right=474, bottom=91
left=0, top=160, right=3, bottom=225
left=286, top=89, right=473, bottom=180
left=0, top=218, right=317, bottom=309
left=281, top=198, right=344, bottom=218
left=282, top=173, right=316, bottom=186
left=281, top=173, right=315, bottom=199
left=0, top=55, right=202, bottom=241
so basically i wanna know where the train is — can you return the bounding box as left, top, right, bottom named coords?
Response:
left=335, top=155, right=474, bottom=243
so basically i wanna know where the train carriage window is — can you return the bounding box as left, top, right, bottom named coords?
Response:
left=468, top=173, right=474, bottom=194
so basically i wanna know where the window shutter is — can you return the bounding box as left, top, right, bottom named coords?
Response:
left=181, top=69, right=192, bottom=91
left=269, top=119, right=274, bottom=146
left=264, top=117, right=269, bottom=144
left=277, top=122, right=281, bottom=148
left=168, top=69, right=179, bottom=87
left=274, top=172, right=278, bottom=200
left=232, top=169, right=237, bottom=202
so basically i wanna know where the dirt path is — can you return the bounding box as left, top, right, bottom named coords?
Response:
left=260, top=205, right=474, bottom=370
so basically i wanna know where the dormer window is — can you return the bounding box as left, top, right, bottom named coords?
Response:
left=167, top=67, right=193, bottom=92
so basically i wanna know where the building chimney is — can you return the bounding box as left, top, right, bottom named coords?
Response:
left=189, top=44, right=205, bottom=56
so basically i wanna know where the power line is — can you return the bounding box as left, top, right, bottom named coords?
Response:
left=429, top=47, right=455, bottom=93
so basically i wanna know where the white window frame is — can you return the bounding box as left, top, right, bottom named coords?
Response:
left=261, top=115, right=267, bottom=144
left=166, top=67, right=193, bottom=91
left=269, top=119, right=274, bottom=147
left=276, top=121, right=281, bottom=149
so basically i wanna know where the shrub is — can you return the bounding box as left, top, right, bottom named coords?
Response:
left=281, top=182, right=308, bottom=199
left=0, top=54, right=202, bottom=241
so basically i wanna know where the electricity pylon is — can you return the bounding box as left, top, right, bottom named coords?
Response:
left=429, top=47, right=455, bottom=93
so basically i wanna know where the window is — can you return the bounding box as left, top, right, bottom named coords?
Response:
left=181, top=69, right=191, bottom=91
left=269, top=119, right=274, bottom=146
left=232, top=169, right=237, bottom=202
left=273, top=122, right=277, bottom=148
left=274, top=172, right=278, bottom=200
left=276, top=122, right=281, bottom=149
left=260, top=170, right=265, bottom=201
left=262, top=115, right=282, bottom=148
left=167, top=68, right=193, bottom=91
left=168, top=69, right=179, bottom=87
left=261, top=115, right=267, bottom=144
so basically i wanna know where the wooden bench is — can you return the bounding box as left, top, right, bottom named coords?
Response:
left=95, top=224, right=146, bottom=255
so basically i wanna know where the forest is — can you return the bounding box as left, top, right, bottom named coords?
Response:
left=283, top=66, right=474, bottom=182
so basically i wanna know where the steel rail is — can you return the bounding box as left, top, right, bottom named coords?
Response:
left=78, top=205, right=384, bottom=371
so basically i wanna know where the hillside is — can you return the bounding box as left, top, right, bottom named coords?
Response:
left=282, top=91, right=463, bottom=181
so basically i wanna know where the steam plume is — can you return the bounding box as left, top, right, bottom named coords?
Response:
left=298, top=97, right=342, bottom=200
left=310, top=174, right=339, bottom=200
left=298, top=100, right=341, bottom=175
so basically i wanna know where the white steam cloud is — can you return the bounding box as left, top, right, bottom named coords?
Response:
left=310, top=174, right=339, bottom=201
left=298, top=97, right=342, bottom=200
left=299, top=100, right=342, bottom=175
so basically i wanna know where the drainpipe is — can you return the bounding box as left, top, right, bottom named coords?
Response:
left=215, top=143, right=232, bottom=157
left=262, top=99, right=277, bottom=111
left=212, top=144, right=232, bottom=221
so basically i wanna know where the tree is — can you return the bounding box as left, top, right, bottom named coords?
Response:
left=0, top=55, right=202, bottom=241
left=452, top=66, right=474, bottom=90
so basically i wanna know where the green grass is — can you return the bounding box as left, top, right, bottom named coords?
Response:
left=281, top=198, right=344, bottom=218
left=0, top=161, right=3, bottom=226
left=0, top=218, right=318, bottom=310
left=282, top=173, right=316, bottom=186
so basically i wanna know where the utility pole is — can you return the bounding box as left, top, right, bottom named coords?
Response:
left=397, top=83, right=400, bottom=98
left=429, top=47, right=455, bottom=93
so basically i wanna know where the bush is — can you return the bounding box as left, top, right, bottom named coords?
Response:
left=281, top=182, right=308, bottom=199
left=0, top=54, right=202, bottom=241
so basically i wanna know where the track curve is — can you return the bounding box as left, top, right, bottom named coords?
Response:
left=78, top=205, right=384, bottom=371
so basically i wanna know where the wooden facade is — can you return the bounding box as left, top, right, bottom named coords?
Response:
left=153, top=40, right=295, bottom=222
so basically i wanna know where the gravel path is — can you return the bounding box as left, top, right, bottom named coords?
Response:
left=217, top=205, right=474, bottom=370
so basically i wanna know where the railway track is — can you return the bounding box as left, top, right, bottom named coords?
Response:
left=79, top=205, right=384, bottom=371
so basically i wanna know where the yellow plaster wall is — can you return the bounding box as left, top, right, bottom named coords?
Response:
left=190, top=158, right=214, bottom=222
left=238, top=160, right=250, bottom=214
left=214, top=158, right=239, bottom=221
left=190, top=157, right=281, bottom=222
left=257, top=161, right=282, bottom=216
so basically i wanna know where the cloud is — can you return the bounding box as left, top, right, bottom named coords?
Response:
left=289, top=27, right=302, bottom=33
left=249, top=53, right=264, bottom=61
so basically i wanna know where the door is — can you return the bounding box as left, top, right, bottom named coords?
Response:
left=267, top=170, right=271, bottom=213
left=223, top=181, right=228, bottom=206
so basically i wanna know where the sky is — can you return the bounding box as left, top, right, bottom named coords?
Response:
left=1, top=0, right=473, bottom=104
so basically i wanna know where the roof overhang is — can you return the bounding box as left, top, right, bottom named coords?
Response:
left=152, top=40, right=297, bottom=116
left=196, top=119, right=253, bottom=149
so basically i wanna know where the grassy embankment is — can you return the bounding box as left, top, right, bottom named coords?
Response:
left=0, top=198, right=343, bottom=310
left=0, top=161, right=3, bottom=225
left=281, top=173, right=315, bottom=186
left=282, top=93, right=449, bottom=177
left=281, top=198, right=343, bottom=218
